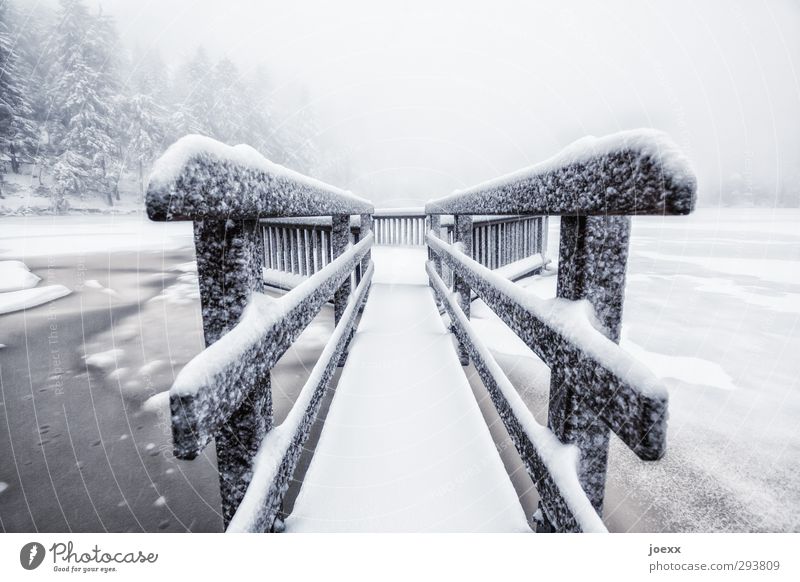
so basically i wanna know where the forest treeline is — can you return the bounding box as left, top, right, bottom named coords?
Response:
left=0, top=0, right=338, bottom=210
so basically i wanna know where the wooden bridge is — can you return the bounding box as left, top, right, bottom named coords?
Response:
left=145, top=130, right=696, bottom=533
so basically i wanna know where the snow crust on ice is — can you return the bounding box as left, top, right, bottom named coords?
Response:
left=0, top=284, right=72, bottom=315
left=435, top=128, right=695, bottom=205
left=148, top=270, right=200, bottom=305
left=636, top=250, right=800, bottom=287
left=84, top=348, right=124, bottom=372
left=149, top=135, right=370, bottom=207
left=0, top=260, right=41, bottom=292
left=620, top=332, right=737, bottom=392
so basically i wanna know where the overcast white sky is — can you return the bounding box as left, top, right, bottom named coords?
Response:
left=78, top=0, right=800, bottom=205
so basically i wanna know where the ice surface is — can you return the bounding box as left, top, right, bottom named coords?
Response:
left=0, top=216, right=193, bottom=258
left=636, top=251, right=800, bottom=287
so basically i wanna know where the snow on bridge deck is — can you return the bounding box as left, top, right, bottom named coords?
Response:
left=286, top=247, right=531, bottom=532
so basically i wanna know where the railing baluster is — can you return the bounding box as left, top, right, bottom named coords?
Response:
left=453, top=214, right=473, bottom=365
left=265, top=227, right=271, bottom=270
left=269, top=227, right=277, bottom=270
left=332, top=215, right=351, bottom=364
left=313, top=230, right=322, bottom=273
left=302, top=229, right=310, bottom=276
left=428, top=214, right=442, bottom=306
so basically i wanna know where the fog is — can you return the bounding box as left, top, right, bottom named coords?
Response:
left=96, top=0, right=800, bottom=206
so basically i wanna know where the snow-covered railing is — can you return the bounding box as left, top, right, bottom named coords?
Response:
left=260, top=216, right=371, bottom=293
left=228, top=262, right=374, bottom=533
left=373, top=208, right=427, bottom=245
left=372, top=209, right=548, bottom=268
left=258, top=209, right=549, bottom=291
left=146, top=135, right=375, bottom=527
left=424, top=129, right=697, bottom=532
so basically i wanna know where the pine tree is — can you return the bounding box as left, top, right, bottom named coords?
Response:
left=121, top=93, right=165, bottom=198
left=7, top=2, right=52, bottom=187
left=210, top=57, right=256, bottom=144
left=48, top=0, right=119, bottom=207
left=277, top=91, right=320, bottom=175
left=240, top=63, right=276, bottom=157
left=0, top=0, right=39, bottom=183
left=170, top=46, right=214, bottom=140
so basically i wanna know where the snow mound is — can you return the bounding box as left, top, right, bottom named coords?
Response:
left=0, top=285, right=72, bottom=315
left=0, top=261, right=41, bottom=292
left=142, top=391, right=170, bottom=414
left=84, top=348, right=124, bottom=372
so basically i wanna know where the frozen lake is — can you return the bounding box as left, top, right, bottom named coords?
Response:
left=0, top=208, right=798, bottom=532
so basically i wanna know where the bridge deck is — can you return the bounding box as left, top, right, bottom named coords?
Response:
left=285, top=247, right=531, bottom=532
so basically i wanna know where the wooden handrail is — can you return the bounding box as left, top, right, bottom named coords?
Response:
left=146, top=135, right=373, bottom=221
left=424, top=129, right=695, bottom=216
left=146, top=135, right=375, bottom=527
left=424, top=129, right=697, bottom=532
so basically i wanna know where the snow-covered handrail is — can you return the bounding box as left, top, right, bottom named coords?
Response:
left=146, top=135, right=374, bottom=220
left=170, top=234, right=373, bottom=460
left=228, top=263, right=374, bottom=533
left=146, top=136, right=375, bottom=527
left=427, top=262, right=606, bottom=533
left=424, top=129, right=696, bottom=216
left=428, top=233, right=666, bottom=456
left=424, top=129, right=696, bottom=532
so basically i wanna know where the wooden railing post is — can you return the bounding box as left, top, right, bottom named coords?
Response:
left=332, top=215, right=351, bottom=364
left=193, top=218, right=273, bottom=527
left=453, top=214, right=473, bottom=365
left=543, top=215, right=632, bottom=527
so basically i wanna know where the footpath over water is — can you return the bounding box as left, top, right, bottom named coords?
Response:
left=286, top=247, right=531, bottom=532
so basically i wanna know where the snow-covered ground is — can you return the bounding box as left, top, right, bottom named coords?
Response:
left=0, top=209, right=797, bottom=532
left=0, top=170, right=146, bottom=216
